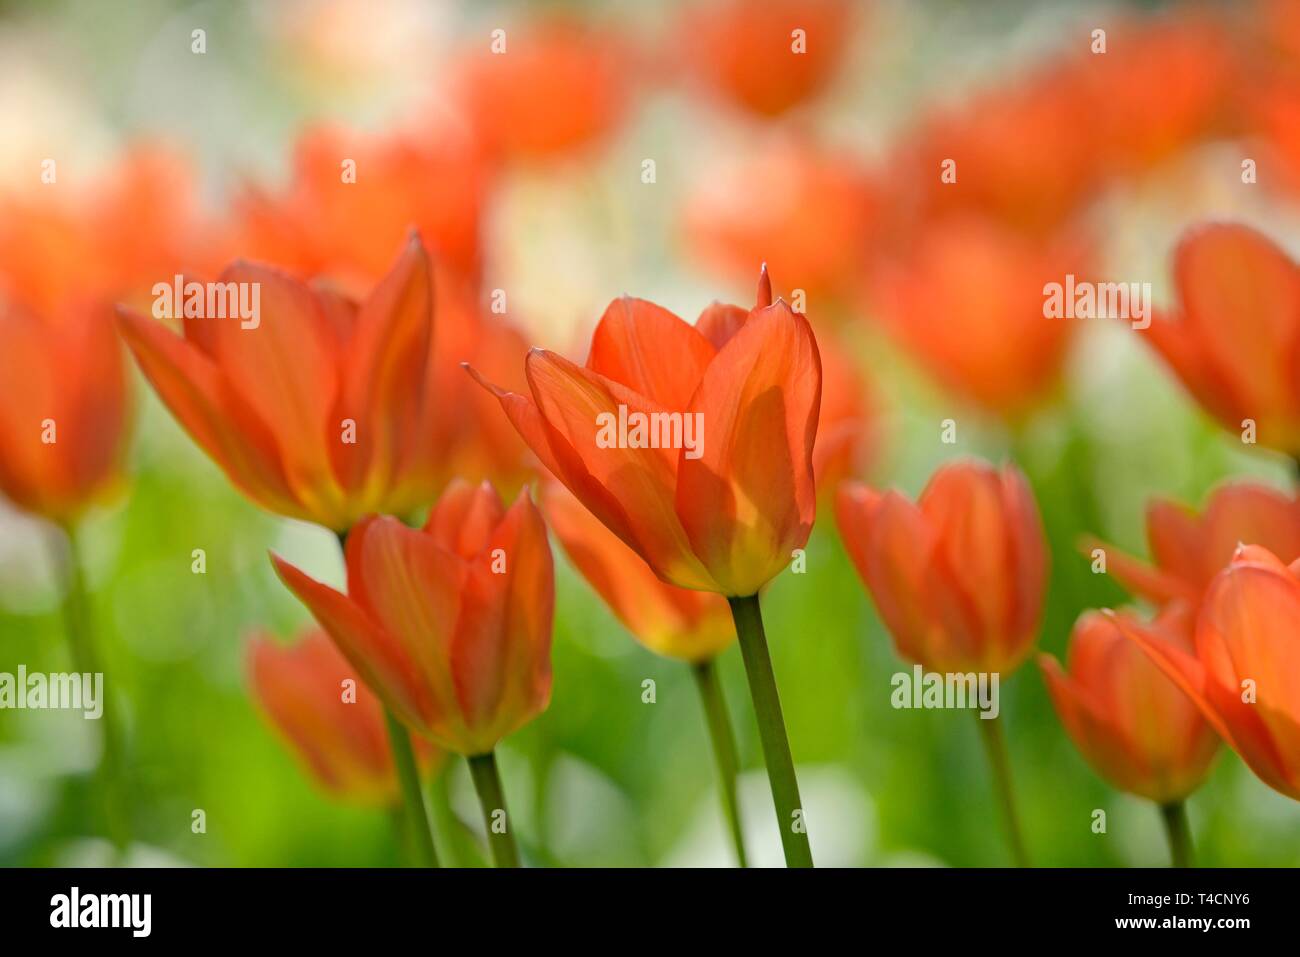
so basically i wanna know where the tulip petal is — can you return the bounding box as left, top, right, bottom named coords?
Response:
left=332, top=235, right=434, bottom=499
left=587, top=296, right=716, bottom=410
left=270, top=552, right=429, bottom=730
left=677, top=301, right=821, bottom=596
left=451, top=494, right=554, bottom=752
left=1080, top=534, right=1194, bottom=606
left=424, top=478, right=506, bottom=559
left=117, top=308, right=301, bottom=517
left=207, top=262, right=346, bottom=524
left=694, top=302, right=749, bottom=351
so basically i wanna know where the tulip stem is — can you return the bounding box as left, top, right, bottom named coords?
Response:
left=728, top=594, right=813, bottom=868
left=53, top=524, right=130, bottom=855
left=1160, top=800, right=1193, bottom=868
left=383, top=710, right=439, bottom=867
left=974, top=711, right=1029, bottom=867
left=468, top=751, right=520, bottom=867
left=691, top=658, right=748, bottom=867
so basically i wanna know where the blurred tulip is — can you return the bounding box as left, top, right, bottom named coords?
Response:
left=678, top=0, right=855, bottom=117
left=1084, top=481, right=1300, bottom=607
left=869, top=215, right=1090, bottom=420
left=0, top=146, right=209, bottom=316
left=468, top=266, right=821, bottom=598
left=898, top=65, right=1099, bottom=235
left=0, top=304, right=128, bottom=523
left=1119, top=544, right=1300, bottom=801
left=452, top=17, right=630, bottom=162
left=1141, top=223, right=1300, bottom=455
left=1040, top=606, right=1219, bottom=803
left=837, top=458, right=1048, bottom=675
left=684, top=139, right=880, bottom=302
left=542, top=481, right=733, bottom=661
left=271, top=480, right=554, bottom=757
left=234, top=123, right=488, bottom=291
left=1076, top=16, right=1236, bottom=178
left=248, top=628, right=441, bottom=805
left=118, top=235, right=444, bottom=531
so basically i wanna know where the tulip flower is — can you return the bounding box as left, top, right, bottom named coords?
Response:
left=469, top=266, right=819, bottom=866
left=0, top=301, right=133, bottom=851
left=1118, top=544, right=1300, bottom=803
left=118, top=234, right=439, bottom=532
left=0, top=305, right=129, bottom=524
left=233, top=124, right=488, bottom=290
left=248, top=628, right=443, bottom=806
left=1140, top=223, right=1300, bottom=457
left=452, top=16, right=631, bottom=163
left=677, top=0, right=855, bottom=117
left=0, top=145, right=209, bottom=316
left=272, top=480, right=554, bottom=866
left=1040, top=606, right=1219, bottom=865
left=837, top=459, right=1048, bottom=865
left=1084, top=481, right=1300, bottom=608
left=684, top=138, right=880, bottom=302
left=542, top=482, right=746, bottom=863
left=868, top=215, right=1091, bottom=420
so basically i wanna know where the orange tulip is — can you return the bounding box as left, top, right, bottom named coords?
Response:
left=247, top=628, right=441, bottom=805
left=1039, top=606, right=1219, bottom=803
left=836, top=459, right=1048, bottom=675
left=869, top=215, right=1090, bottom=419
left=1141, top=223, right=1300, bottom=454
left=452, top=17, right=630, bottom=163
left=0, top=145, right=210, bottom=316
left=683, top=138, right=880, bottom=302
left=1084, top=481, right=1300, bottom=607
left=118, top=235, right=440, bottom=531
left=1119, top=544, right=1300, bottom=800
left=542, top=481, right=733, bottom=662
left=897, top=65, right=1100, bottom=236
left=0, top=304, right=129, bottom=523
left=467, top=267, right=821, bottom=598
left=677, top=0, right=855, bottom=117
left=271, top=480, right=554, bottom=756
left=233, top=123, right=488, bottom=291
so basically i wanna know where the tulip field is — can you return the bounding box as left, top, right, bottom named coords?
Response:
left=2, top=0, right=1300, bottom=882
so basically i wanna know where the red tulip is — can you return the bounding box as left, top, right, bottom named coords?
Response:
left=542, top=481, right=733, bottom=662
left=247, top=628, right=441, bottom=805
left=1084, top=481, right=1300, bottom=607
left=1141, top=223, right=1300, bottom=454
left=1040, top=606, right=1219, bottom=803
left=836, top=459, right=1048, bottom=674
left=118, top=235, right=438, bottom=531
left=1118, top=544, right=1300, bottom=800
left=271, top=481, right=554, bottom=756
left=0, top=304, right=129, bottom=523
left=467, top=267, right=821, bottom=598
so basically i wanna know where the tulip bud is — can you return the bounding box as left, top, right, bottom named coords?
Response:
left=271, top=481, right=554, bottom=756
left=1040, top=606, right=1219, bottom=803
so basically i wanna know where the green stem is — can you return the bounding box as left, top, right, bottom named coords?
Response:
left=383, top=710, right=439, bottom=867
left=974, top=711, right=1029, bottom=867
left=691, top=658, right=748, bottom=867
left=427, top=769, right=483, bottom=868
left=1160, top=800, right=1193, bottom=868
left=468, top=751, right=520, bottom=867
left=54, top=524, right=130, bottom=853
left=727, top=594, right=813, bottom=868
